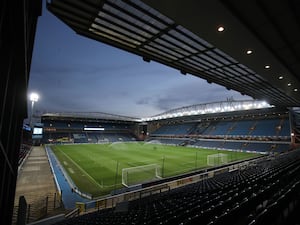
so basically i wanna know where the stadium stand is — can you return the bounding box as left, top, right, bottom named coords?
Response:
left=41, top=115, right=138, bottom=144
left=251, top=119, right=287, bottom=137
left=149, top=115, right=291, bottom=153
left=279, top=119, right=291, bottom=137
left=206, top=121, right=233, bottom=136
left=147, top=138, right=186, bottom=146
left=228, top=120, right=257, bottom=136
left=242, top=142, right=271, bottom=152
left=151, top=123, right=197, bottom=136
left=193, top=139, right=223, bottom=149
left=222, top=141, right=243, bottom=150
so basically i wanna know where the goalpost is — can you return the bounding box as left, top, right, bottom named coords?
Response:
left=122, top=164, right=162, bottom=187
left=207, top=153, right=228, bottom=166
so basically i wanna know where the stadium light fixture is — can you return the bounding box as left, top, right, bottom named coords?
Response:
left=217, top=26, right=225, bottom=32
left=246, top=49, right=253, bottom=55
left=29, top=92, right=39, bottom=127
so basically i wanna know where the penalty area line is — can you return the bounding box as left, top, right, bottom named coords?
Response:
left=58, top=149, right=103, bottom=189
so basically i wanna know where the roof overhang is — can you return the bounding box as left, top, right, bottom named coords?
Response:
left=47, top=0, right=300, bottom=107
left=42, top=112, right=141, bottom=122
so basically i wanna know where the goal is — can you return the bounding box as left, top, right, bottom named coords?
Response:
left=122, top=164, right=162, bottom=187
left=207, top=153, right=228, bottom=166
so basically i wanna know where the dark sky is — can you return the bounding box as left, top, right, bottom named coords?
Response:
left=28, top=2, right=251, bottom=118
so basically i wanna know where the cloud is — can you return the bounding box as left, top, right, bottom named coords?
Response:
left=136, top=97, right=153, bottom=105
left=150, top=79, right=252, bottom=113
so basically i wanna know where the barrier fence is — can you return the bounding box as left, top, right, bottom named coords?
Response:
left=12, top=192, right=62, bottom=225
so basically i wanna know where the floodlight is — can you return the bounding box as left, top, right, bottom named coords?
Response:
left=30, top=92, right=39, bottom=102
left=29, top=92, right=39, bottom=127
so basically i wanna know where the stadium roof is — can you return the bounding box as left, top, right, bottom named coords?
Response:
left=42, top=100, right=284, bottom=122
left=42, top=112, right=141, bottom=122
left=47, top=0, right=300, bottom=107
left=142, top=99, right=273, bottom=121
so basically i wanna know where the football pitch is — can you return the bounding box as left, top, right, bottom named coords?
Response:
left=51, top=142, right=259, bottom=197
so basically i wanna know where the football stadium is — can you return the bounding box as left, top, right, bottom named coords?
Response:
left=2, top=1, right=300, bottom=225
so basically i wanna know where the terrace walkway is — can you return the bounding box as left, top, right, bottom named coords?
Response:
left=13, top=146, right=61, bottom=223
left=14, top=146, right=57, bottom=203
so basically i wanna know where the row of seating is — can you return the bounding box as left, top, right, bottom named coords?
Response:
left=148, top=138, right=290, bottom=153
left=151, top=118, right=290, bottom=137
left=53, top=150, right=300, bottom=225
left=196, top=118, right=290, bottom=137
left=43, top=121, right=133, bottom=130
left=147, top=138, right=186, bottom=145
left=151, top=123, right=197, bottom=136
left=42, top=132, right=136, bottom=144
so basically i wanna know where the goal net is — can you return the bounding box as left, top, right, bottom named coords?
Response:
left=122, top=164, right=162, bottom=187
left=207, top=153, right=228, bottom=166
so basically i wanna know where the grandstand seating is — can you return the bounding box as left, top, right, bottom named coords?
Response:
left=207, top=121, right=233, bottom=136
left=42, top=132, right=136, bottom=144
left=147, top=138, right=186, bottom=145
left=42, top=116, right=137, bottom=144
left=92, top=133, right=136, bottom=143
left=242, top=142, right=271, bottom=152
left=73, top=133, right=88, bottom=143
left=222, top=141, right=243, bottom=150
left=273, top=143, right=291, bottom=153
left=193, top=139, right=223, bottom=149
left=194, top=122, right=211, bottom=134
left=52, top=149, right=300, bottom=225
left=187, top=118, right=289, bottom=138
left=42, top=114, right=138, bottom=144
left=151, top=123, right=197, bottom=136
left=226, top=120, right=254, bottom=136
left=42, top=132, right=71, bottom=143
left=279, top=119, right=291, bottom=136
left=150, top=117, right=291, bottom=153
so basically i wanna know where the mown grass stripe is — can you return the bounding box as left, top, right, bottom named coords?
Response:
left=58, top=148, right=103, bottom=189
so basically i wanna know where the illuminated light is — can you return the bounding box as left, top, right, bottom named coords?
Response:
left=264, top=65, right=270, bottom=69
left=29, top=92, right=39, bottom=127
left=84, top=127, right=105, bottom=131
left=288, top=83, right=292, bottom=86
left=294, top=88, right=298, bottom=92
left=278, top=76, right=283, bottom=80
left=246, top=50, right=253, bottom=55
left=30, top=92, right=39, bottom=102
left=217, top=26, right=225, bottom=32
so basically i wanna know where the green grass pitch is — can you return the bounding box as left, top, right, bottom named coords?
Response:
left=51, top=142, right=259, bottom=197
